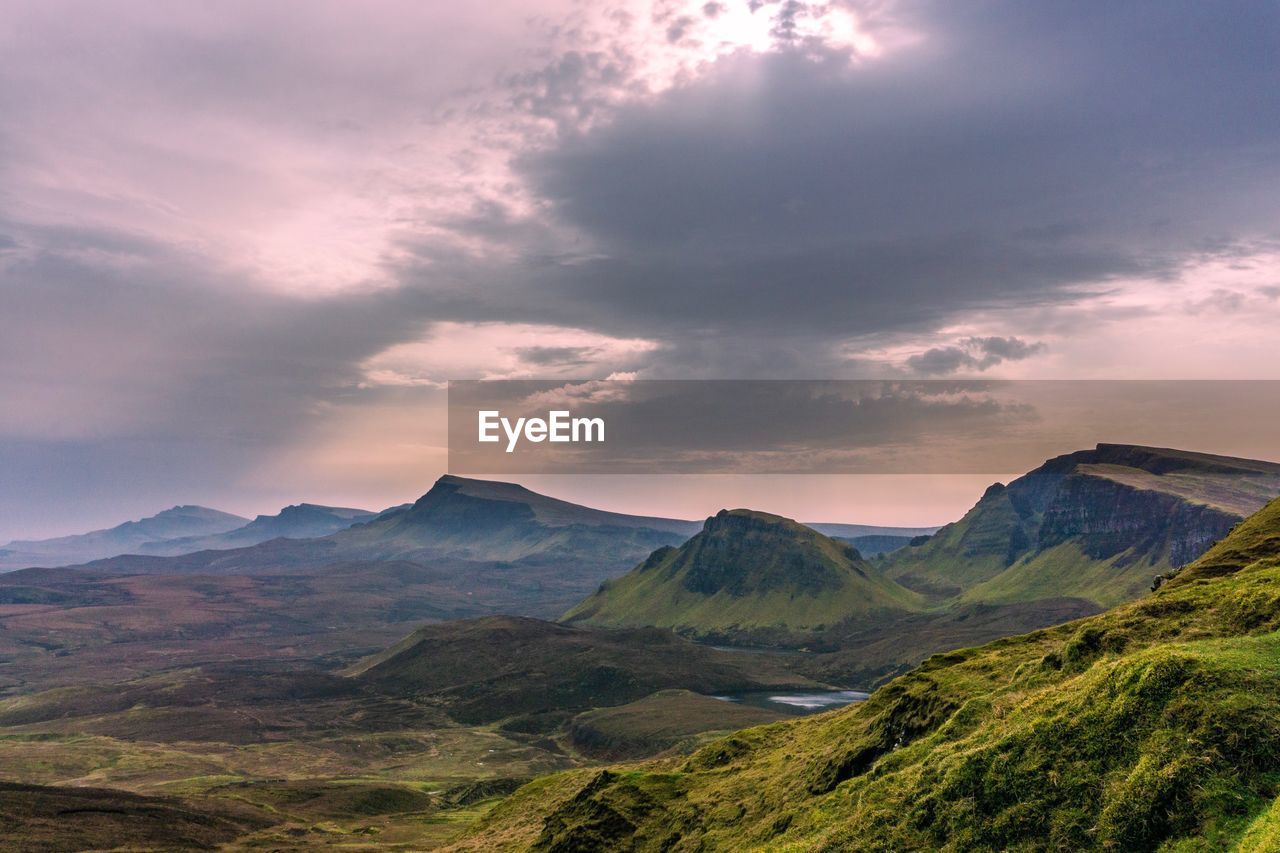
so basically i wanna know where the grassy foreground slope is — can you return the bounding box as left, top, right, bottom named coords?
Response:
left=457, top=496, right=1280, bottom=851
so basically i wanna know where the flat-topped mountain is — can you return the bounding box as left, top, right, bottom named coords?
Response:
left=562, top=509, right=923, bottom=643
left=0, top=505, right=248, bottom=571
left=330, top=475, right=700, bottom=563
left=883, top=443, right=1280, bottom=607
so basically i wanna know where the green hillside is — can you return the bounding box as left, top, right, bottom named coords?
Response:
left=562, top=509, right=924, bottom=643
left=456, top=496, right=1280, bottom=851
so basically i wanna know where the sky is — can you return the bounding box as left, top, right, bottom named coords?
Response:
left=2, top=0, right=1280, bottom=540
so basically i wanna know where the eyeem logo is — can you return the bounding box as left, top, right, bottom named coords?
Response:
left=478, top=410, right=605, bottom=453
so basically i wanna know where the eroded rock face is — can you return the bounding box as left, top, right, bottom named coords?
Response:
left=1036, top=473, right=1238, bottom=566
left=886, top=444, right=1280, bottom=596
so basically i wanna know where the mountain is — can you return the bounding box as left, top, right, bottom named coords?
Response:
left=554, top=444, right=1280, bottom=683
left=349, top=615, right=812, bottom=727
left=82, top=476, right=700, bottom=578
left=459, top=494, right=1280, bottom=852
left=0, top=477, right=708, bottom=676
left=882, top=443, right=1280, bottom=607
left=326, top=475, right=700, bottom=563
left=562, top=509, right=924, bottom=644
left=0, top=505, right=248, bottom=571
left=135, top=503, right=376, bottom=555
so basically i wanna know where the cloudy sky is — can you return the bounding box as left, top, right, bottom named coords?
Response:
left=3, top=0, right=1279, bottom=539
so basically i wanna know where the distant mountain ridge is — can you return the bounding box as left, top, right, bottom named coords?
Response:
left=0, top=505, right=248, bottom=571
left=136, top=503, right=377, bottom=556
left=67, top=477, right=707, bottom=619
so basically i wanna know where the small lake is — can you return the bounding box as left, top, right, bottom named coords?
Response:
left=713, top=689, right=870, bottom=715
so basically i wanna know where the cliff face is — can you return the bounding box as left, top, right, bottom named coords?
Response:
left=1038, top=472, right=1240, bottom=567
left=884, top=444, right=1280, bottom=605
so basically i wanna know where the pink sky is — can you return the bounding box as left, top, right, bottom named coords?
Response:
left=2, top=1, right=1279, bottom=539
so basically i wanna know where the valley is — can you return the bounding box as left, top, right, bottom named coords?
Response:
left=458, top=494, right=1280, bottom=851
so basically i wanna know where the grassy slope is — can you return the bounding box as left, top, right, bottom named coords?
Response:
left=879, top=486, right=1022, bottom=597
left=566, top=690, right=786, bottom=760
left=563, top=510, right=923, bottom=639
left=958, top=540, right=1161, bottom=609
left=458, top=497, right=1280, bottom=851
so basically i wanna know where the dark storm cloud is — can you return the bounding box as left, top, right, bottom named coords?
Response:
left=907, top=337, right=1047, bottom=376
left=513, top=345, right=602, bottom=367
left=447, top=0, right=1279, bottom=361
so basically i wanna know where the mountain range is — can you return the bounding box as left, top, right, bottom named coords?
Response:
left=0, top=477, right=933, bottom=574
left=458, top=492, right=1280, bottom=851
left=4, top=443, right=1280, bottom=849
left=133, top=503, right=378, bottom=556
left=0, top=502, right=385, bottom=572
left=561, top=444, right=1280, bottom=678
left=0, top=505, right=249, bottom=571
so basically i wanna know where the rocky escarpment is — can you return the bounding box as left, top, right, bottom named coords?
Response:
left=883, top=444, right=1280, bottom=601
left=1038, top=471, right=1240, bottom=566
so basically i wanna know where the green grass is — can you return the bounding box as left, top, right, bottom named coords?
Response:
left=959, top=540, right=1161, bottom=609
left=459, top=496, right=1280, bottom=851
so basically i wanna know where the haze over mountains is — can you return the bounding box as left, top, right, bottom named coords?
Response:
left=0, top=505, right=248, bottom=571
left=0, top=503, right=382, bottom=572
left=1, top=474, right=930, bottom=574
left=134, top=504, right=378, bottom=556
